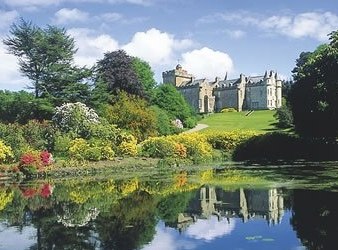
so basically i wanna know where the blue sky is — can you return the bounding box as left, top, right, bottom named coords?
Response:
left=1, top=0, right=338, bottom=90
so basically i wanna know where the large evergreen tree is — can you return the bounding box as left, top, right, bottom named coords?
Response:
left=3, top=19, right=90, bottom=103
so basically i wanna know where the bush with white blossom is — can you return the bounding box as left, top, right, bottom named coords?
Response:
left=52, top=102, right=100, bottom=136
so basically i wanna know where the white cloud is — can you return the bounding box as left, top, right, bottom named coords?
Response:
left=0, top=10, right=19, bottom=30
left=53, top=8, right=89, bottom=24
left=181, top=47, right=233, bottom=79
left=0, top=43, right=27, bottom=91
left=199, top=11, right=338, bottom=41
left=260, top=12, right=338, bottom=41
left=185, top=217, right=236, bottom=241
left=122, top=28, right=195, bottom=66
left=68, top=28, right=119, bottom=67
left=143, top=224, right=197, bottom=250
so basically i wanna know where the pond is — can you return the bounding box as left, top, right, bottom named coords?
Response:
left=0, top=163, right=337, bottom=250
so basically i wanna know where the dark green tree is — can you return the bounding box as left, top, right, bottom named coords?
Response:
left=96, top=50, right=145, bottom=98
left=289, top=30, right=338, bottom=138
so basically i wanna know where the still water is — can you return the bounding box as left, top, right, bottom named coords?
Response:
left=0, top=164, right=337, bottom=250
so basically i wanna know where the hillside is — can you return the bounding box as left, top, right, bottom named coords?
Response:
left=200, top=110, right=278, bottom=132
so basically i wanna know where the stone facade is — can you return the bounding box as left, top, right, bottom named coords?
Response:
left=162, top=64, right=282, bottom=113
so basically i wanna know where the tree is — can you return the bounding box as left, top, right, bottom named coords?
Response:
left=101, top=92, right=157, bottom=141
left=132, top=57, right=156, bottom=98
left=3, top=19, right=87, bottom=100
left=289, top=30, right=338, bottom=138
left=152, top=84, right=197, bottom=128
left=96, top=50, right=145, bottom=98
left=0, top=90, right=53, bottom=123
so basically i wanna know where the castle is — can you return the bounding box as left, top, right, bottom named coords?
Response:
left=162, top=64, right=282, bottom=113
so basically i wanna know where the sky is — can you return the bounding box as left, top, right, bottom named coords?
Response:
left=1, top=0, right=338, bottom=91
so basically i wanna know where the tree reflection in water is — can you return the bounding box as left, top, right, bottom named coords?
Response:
left=0, top=170, right=336, bottom=250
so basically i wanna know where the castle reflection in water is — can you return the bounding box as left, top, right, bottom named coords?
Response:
left=176, top=186, right=284, bottom=231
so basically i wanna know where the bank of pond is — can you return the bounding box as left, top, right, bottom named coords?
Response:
left=2, top=124, right=338, bottom=179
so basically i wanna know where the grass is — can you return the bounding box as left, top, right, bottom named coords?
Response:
left=200, top=110, right=279, bottom=132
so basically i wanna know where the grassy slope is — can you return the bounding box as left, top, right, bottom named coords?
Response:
left=201, top=110, right=278, bottom=132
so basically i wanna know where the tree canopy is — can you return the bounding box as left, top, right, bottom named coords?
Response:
left=3, top=19, right=83, bottom=99
left=289, top=30, right=338, bottom=138
left=96, top=50, right=145, bottom=98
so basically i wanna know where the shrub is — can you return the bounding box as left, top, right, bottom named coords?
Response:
left=52, top=102, right=100, bottom=136
left=141, top=133, right=213, bottom=163
left=102, top=92, right=157, bottom=141
left=68, top=138, right=115, bottom=161
left=54, top=133, right=73, bottom=156
left=0, top=140, right=13, bottom=164
left=171, top=133, right=213, bottom=162
left=116, top=133, right=138, bottom=156
left=220, top=108, right=237, bottom=113
left=150, top=106, right=176, bottom=136
left=22, top=120, right=55, bottom=151
left=203, top=130, right=259, bottom=152
left=0, top=123, right=29, bottom=160
left=140, top=137, right=177, bottom=158
left=18, top=150, right=53, bottom=176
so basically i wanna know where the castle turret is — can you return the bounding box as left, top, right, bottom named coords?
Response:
left=162, top=64, right=194, bottom=87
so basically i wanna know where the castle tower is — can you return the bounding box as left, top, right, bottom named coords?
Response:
left=162, top=64, right=194, bottom=87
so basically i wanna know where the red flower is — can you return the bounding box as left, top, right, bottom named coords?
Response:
left=20, top=153, right=37, bottom=166
left=22, top=188, right=37, bottom=198
left=40, top=183, right=53, bottom=198
left=40, top=151, right=52, bottom=166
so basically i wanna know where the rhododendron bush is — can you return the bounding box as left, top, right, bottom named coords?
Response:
left=52, top=102, right=100, bottom=136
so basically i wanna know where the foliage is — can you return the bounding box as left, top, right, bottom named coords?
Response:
left=18, top=150, right=53, bottom=175
left=141, top=133, right=213, bottom=163
left=96, top=50, right=145, bottom=97
left=0, top=140, right=13, bottom=164
left=221, top=107, right=237, bottom=113
left=117, top=134, right=138, bottom=156
left=52, top=102, right=100, bottom=136
left=0, top=189, right=14, bottom=211
left=152, top=84, right=197, bottom=128
left=150, top=106, right=177, bottom=136
left=289, top=30, right=338, bottom=138
left=274, top=99, right=294, bottom=128
left=3, top=19, right=79, bottom=98
left=203, top=130, right=260, bottom=152
left=102, top=92, right=157, bottom=141
left=68, top=138, right=114, bottom=161
left=0, top=90, right=54, bottom=123
left=232, top=132, right=338, bottom=161
left=132, top=57, right=156, bottom=98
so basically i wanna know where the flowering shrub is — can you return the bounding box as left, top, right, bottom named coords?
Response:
left=68, top=138, right=114, bottom=161
left=52, top=102, right=100, bottom=136
left=0, top=140, right=13, bottom=163
left=203, top=130, right=259, bottom=152
left=18, top=150, right=53, bottom=175
left=117, top=133, right=138, bottom=156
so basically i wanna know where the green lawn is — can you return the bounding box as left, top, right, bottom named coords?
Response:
left=201, top=110, right=279, bottom=132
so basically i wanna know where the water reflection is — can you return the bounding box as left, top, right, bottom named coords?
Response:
left=0, top=170, right=336, bottom=250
